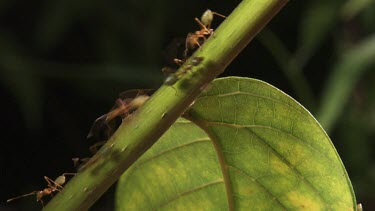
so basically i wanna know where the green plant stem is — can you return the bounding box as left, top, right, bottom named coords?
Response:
left=43, top=0, right=288, bottom=210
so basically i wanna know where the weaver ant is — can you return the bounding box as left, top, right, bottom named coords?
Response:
left=7, top=173, right=76, bottom=207
left=184, top=9, right=226, bottom=57
left=163, top=10, right=223, bottom=85
left=87, top=89, right=151, bottom=153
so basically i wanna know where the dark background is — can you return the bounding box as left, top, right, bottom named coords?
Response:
left=0, top=0, right=374, bottom=210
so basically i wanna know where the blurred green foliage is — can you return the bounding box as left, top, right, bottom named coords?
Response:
left=0, top=0, right=374, bottom=210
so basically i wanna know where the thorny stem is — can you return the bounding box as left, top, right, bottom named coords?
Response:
left=43, top=0, right=288, bottom=210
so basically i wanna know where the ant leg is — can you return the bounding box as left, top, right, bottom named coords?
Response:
left=194, top=18, right=211, bottom=34
left=7, top=191, right=38, bottom=202
left=44, top=176, right=55, bottom=187
left=115, top=98, right=127, bottom=108
left=106, top=99, right=131, bottom=122
left=184, top=33, right=194, bottom=57
left=212, top=11, right=227, bottom=19
left=207, top=12, right=226, bottom=29
left=134, top=89, right=147, bottom=98
left=194, top=39, right=201, bottom=47
left=62, top=173, right=77, bottom=177
left=196, top=34, right=207, bottom=46
left=89, top=140, right=107, bottom=153
left=44, top=176, right=63, bottom=189
left=106, top=107, right=128, bottom=122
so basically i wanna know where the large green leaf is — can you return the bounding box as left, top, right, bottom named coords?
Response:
left=116, top=77, right=356, bottom=210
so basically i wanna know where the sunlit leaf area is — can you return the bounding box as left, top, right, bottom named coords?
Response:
left=1, top=0, right=374, bottom=210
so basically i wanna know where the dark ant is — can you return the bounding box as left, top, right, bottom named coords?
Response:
left=7, top=173, right=76, bottom=207
left=72, top=157, right=91, bottom=171
left=163, top=57, right=204, bottom=86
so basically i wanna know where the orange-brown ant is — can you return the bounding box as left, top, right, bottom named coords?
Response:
left=163, top=10, right=220, bottom=85
left=7, top=173, right=76, bottom=207
left=184, top=9, right=226, bottom=57
left=87, top=90, right=151, bottom=153
left=89, top=93, right=149, bottom=152
left=105, top=94, right=149, bottom=122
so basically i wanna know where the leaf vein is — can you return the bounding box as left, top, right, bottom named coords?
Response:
left=199, top=91, right=306, bottom=117
left=244, top=127, right=330, bottom=207
left=204, top=120, right=331, bottom=162
left=156, top=179, right=224, bottom=210
left=125, top=138, right=211, bottom=177
left=227, top=165, right=287, bottom=210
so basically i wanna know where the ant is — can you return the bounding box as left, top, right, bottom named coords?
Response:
left=163, top=10, right=219, bottom=85
left=105, top=94, right=149, bottom=122
left=87, top=90, right=151, bottom=153
left=163, top=56, right=204, bottom=86
left=7, top=173, right=76, bottom=207
left=184, top=9, right=226, bottom=57
left=89, top=94, right=149, bottom=153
